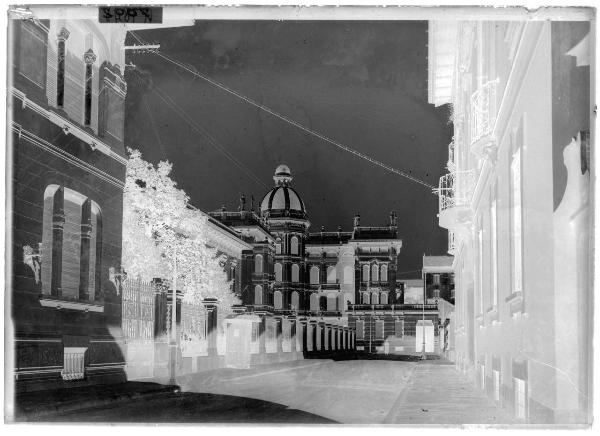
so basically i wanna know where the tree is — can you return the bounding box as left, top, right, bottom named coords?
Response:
left=122, top=149, right=239, bottom=311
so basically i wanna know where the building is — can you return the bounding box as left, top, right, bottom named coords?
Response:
left=9, top=15, right=134, bottom=391
left=422, top=255, right=454, bottom=304
left=210, top=165, right=440, bottom=356
left=428, top=18, right=592, bottom=424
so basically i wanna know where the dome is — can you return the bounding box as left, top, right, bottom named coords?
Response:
left=260, top=165, right=307, bottom=219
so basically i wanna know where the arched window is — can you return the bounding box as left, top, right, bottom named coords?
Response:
left=381, top=264, right=388, bottom=282
left=327, top=266, right=336, bottom=283
left=371, top=292, right=380, bottom=304
left=274, top=263, right=283, bottom=282
left=327, top=294, right=337, bottom=311
left=380, top=292, right=388, bottom=304
left=362, top=292, right=370, bottom=304
left=310, top=293, right=319, bottom=311
left=310, top=266, right=319, bottom=284
left=362, top=264, right=370, bottom=282
left=41, top=185, right=102, bottom=301
left=254, top=285, right=263, bottom=305
left=343, top=266, right=353, bottom=285
left=291, top=291, right=300, bottom=311
left=291, top=264, right=300, bottom=283
left=254, top=254, right=263, bottom=274
left=275, top=238, right=282, bottom=254
left=274, top=291, right=282, bottom=309
left=371, top=264, right=379, bottom=282
left=344, top=292, right=353, bottom=310
left=290, top=236, right=299, bottom=255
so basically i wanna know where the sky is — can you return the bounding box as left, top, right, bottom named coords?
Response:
left=124, top=20, right=453, bottom=278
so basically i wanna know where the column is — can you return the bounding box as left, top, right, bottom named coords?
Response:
left=290, top=317, right=297, bottom=353
left=259, top=315, right=267, bottom=355
left=276, top=316, right=283, bottom=353
left=51, top=187, right=65, bottom=297
left=203, top=298, right=218, bottom=356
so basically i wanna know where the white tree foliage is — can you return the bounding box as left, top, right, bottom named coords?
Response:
left=122, top=149, right=240, bottom=311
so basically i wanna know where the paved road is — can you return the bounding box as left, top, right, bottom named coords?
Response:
left=41, top=358, right=515, bottom=425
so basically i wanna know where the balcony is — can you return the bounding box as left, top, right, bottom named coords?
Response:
left=437, top=170, right=475, bottom=230
left=448, top=230, right=456, bottom=255
left=470, top=80, right=499, bottom=159
left=349, top=304, right=438, bottom=312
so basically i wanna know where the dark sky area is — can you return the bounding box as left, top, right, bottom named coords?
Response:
left=124, top=20, right=453, bottom=278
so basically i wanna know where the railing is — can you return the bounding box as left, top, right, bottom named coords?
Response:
left=349, top=304, right=438, bottom=311
left=470, top=80, right=498, bottom=144
left=447, top=141, right=456, bottom=172
left=448, top=230, right=456, bottom=255
left=438, top=170, right=476, bottom=213
left=61, top=347, right=87, bottom=381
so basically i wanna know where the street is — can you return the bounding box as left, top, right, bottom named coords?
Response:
left=38, top=358, right=515, bottom=425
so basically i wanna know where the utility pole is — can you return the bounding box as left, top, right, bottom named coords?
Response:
left=421, top=268, right=426, bottom=360
left=169, top=250, right=178, bottom=385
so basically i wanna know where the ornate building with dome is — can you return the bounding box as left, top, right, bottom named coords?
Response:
left=209, top=165, right=439, bottom=355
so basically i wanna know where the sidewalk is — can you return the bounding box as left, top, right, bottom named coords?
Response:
left=12, top=381, right=178, bottom=421
left=384, top=361, right=516, bottom=425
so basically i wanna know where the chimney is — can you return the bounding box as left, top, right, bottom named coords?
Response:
left=353, top=213, right=360, bottom=229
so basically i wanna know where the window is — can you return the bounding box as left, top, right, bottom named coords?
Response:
left=511, top=148, right=523, bottom=293
left=380, top=264, right=388, bottom=282
left=310, top=293, right=319, bottom=311
left=380, top=292, right=388, bottom=304
left=490, top=186, right=498, bottom=306
left=371, top=264, right=379, bottom=282
left=291, top=291, right=299, bottom=311
left=290, top=236, right=299, bottom=255
left=254, top=285, right=262, bottom=305
left=274, top=263, right=282, bottom=282
left=514, top=377, right=527, bottom=419
left=310, top=266, right=319, bottom=285
left=291, top=264, right=300, bottom=283
left=375, top=320, right=384, bottom=339
left=356, top=320, right=365, bottom=340
left=19, top=21, right=47, bottom=88
left=254, top=254, right=263, bottom=274
left=83, top=49, right=96, bottom=126
left=343, top=266, right=353, bottom=285
left=274, top=291, right=282, bottom=310
left=327, top=266, right=336, bottom=283
left=371, top=292, right=379, bottom=305
left=395, top=319, right=404, bottom=337
left=478, top=225, right=484, bottom=313
left=362, top=264, right=370, bottom=282
left=493, top=369, right=500, bottom=402
left=41, top=185, right=102, bottom=300
left=275, top=239, right=282, bottom=254
left=433, top=274, right=440, bottom=285
left=56, top=27, right=69, bottom=107
left=362, top=292, right=370, bottom=304
left=327, top=294, right=336, bottom=311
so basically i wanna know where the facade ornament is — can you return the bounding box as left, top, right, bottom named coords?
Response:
left=83, top=48, right=97, bottom=65
left=238, top=193, right=246, bottom=211
left=57, top=27, right=70, bottom=41
left=249, top=194, right=255, bottom=212
left=109, top=267, right=127, bottom=295
left=23, top=243, right=42, bottom=284
left=90, top=141, right=97, bottom=151
left=61, top=124, right=70, bottom=135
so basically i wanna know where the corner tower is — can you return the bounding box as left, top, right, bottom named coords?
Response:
left=260, top=165, right=310, bottom=312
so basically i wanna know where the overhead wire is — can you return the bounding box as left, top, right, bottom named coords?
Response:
left=129, top=31, right=436, bottom=191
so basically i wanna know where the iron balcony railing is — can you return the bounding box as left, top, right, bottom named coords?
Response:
left=448, top=230, right=457, bottom=255
left=470, top=79, right=499, bottom=144
left=349, top=304, right=438, bottom=312
left=438, top=170, right=476, bottom=213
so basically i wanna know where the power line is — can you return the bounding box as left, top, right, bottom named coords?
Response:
left=151, top=85, right=269, bottom=189
left=154, top=50, right=436, bottom=191
left=128, top=31, right=436, bottom=191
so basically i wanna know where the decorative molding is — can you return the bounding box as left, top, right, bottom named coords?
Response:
left=12, top=123, right=125, bottom=189
left=23, top=243, right=42, bottom=283
left=11, top=87, right=127, bottom=165
left=109, top=267, right=127, bottom=295
left=83, top=49, right=97, bottom=65
left=39, top=296, right=104, bottom=313
left=57, top=27, right=70, bottom=41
